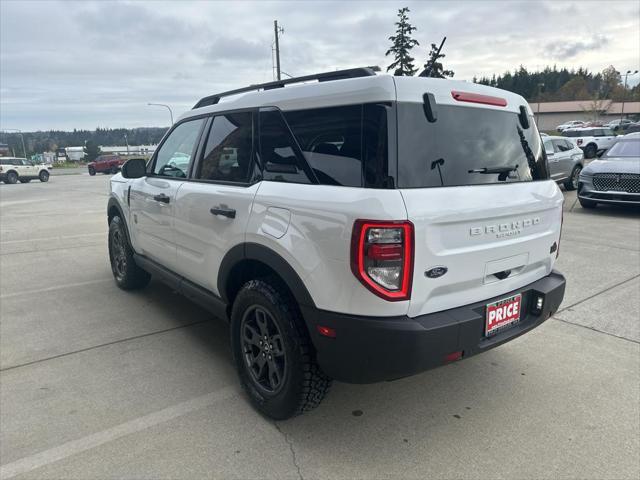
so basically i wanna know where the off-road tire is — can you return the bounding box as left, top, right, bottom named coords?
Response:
left=564, top=165, right=581, bottom=191
left=108, top=215, right=151, bottom=290
left=39, top=170, right=49, bottom=182
left=88, top=166, right=96, bottom=176
left=110, top=166, right=118, bottom=174
left=5, top=172, right=18, bottom=184
left=231, top=278, right=331, bottom=420
left=584, top=144, right=597, bottom=159
left=579, top=197, right=597, bottom=209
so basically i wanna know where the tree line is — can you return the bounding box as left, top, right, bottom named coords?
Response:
left=1, top=127, right=168, bottom=159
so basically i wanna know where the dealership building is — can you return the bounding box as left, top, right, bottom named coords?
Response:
left=530, top=100, right=640, bottom=131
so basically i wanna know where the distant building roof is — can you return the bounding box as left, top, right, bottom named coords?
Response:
left=529, top=100, right=639, bottom=114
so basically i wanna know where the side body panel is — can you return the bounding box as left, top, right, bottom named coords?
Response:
left=245, top=181, right=410, bottom=317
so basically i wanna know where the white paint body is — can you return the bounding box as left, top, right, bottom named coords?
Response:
left=110, top=74, right=563, bottom=318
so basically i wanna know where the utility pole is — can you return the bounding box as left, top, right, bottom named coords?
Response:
left=620, top=70, right=638, bottom=122
left=535, top=83, right=545, bottom=128
left=274, top=20, right=282, bottom=81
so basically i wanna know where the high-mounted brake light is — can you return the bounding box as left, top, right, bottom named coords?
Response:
left=351, top=220, right=414, bottom=301
left=451, top=91, right=507, bottom=107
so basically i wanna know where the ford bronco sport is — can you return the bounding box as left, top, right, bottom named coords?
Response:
left=107, top=67, right=566, bottom=419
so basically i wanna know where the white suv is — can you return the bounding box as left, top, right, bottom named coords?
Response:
left=562, top=127, right=617, bottom=158
left=0, top=157, right=51, bottom=184
left=107, top=68, right=566, bottom=419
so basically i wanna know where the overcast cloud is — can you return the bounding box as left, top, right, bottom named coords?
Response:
left=1, top=0, right=639, bottom=131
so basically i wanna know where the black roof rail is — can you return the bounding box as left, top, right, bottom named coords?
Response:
left=192, top=66, right=380, bottom=110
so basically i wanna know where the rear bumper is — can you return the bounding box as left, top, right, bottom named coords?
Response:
left=302, top=270, right=566, bottom=384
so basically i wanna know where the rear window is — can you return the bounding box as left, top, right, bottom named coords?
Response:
left=397, top=103, right=549, bottom=188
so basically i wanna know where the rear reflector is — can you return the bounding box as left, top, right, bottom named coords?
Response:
left=451, top=90, right=507, bottom=107
left=444, top=351, right=463, bottom=363
left=316, top=325, right=336, bottom=338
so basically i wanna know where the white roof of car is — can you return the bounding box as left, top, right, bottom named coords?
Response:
left=182, top=75, right=531, bottom=122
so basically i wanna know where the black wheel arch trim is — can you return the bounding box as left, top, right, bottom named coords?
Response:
left=218, top=243, right=316, bottom=309
left=107, top=196, right=133, bottom=247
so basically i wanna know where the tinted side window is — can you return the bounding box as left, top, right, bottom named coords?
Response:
left=259, top=110, right=312, bottom=184
left=153, top=118, right=205, bottom=178
left=197, top=112, right=253, bottom=183
left=552, top=139, right=571, bottom=152
left=284, top=105, right=363, bottom=187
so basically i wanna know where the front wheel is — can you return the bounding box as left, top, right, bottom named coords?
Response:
left=231, top=279, right=331, bottom=420
left=88, top=166, right=96, bottom=176
left=110, top=166, right=118, bottom=174
left=108, top=216, right=151, bottom=289
left=564, top=165, right=582, bottom=191
left=5, top=172, right=18, bottom=184
left=39, top=170, right=49, bottom=182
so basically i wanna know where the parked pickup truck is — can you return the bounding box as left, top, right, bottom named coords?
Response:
left=88, top=155, right=125, bottom=175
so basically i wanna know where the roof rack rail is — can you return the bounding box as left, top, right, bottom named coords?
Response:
left=192, top=66, right=380, bottom=109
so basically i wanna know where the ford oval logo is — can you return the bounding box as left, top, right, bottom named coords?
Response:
left=425, top=266, right=448, bottom=278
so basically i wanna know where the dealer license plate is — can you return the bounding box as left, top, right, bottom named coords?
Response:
left=485, top=294, right=522, bottom=336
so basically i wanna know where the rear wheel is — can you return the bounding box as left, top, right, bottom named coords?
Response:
left=5, top=172, right=18, bottom=184
left=231, top=279, right=331, bottom=419
left=39, top=170, right=49, bottom=182
left=579, top=197, right=597, bottom=209
left=564, top=165, right=582, bottom=191
left=88, top=166, right=96, bottom=176
left=584, top=144, right=597, bottom=159
left=108, top=216, right=151, bottom=289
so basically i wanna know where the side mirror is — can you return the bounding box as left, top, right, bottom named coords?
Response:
left=121, top=158, right=147, bottom=179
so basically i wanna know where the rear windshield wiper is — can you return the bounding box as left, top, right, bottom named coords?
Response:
left=468, top=165, right=519, bottom=174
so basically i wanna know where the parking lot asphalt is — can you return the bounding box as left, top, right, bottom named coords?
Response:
left=1, top=175, right=638, bottom=480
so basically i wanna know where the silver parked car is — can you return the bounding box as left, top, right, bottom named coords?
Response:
left=543, top=136, right=585, bottom=190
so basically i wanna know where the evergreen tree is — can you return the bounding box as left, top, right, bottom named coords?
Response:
left=422, top=42, right=454, bottom=78
left=83, top=140, right=101, bottom=161
left=385, top=7, right=419, bottom=76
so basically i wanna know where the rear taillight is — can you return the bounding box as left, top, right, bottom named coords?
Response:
left=351, top=220, right=414, bottom=301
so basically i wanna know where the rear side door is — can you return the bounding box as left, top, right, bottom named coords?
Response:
left=544, top=139, right=562, bottom=180
left=551, top=139, right=574, bottom=180
left=129, top=117, right=206, bottom=272
left=173, top=111, right=260, bottom=294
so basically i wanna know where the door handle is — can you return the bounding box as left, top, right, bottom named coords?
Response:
left=210, top=206, right=236, bottom=219
left=153, top=193, right=170, bottom=204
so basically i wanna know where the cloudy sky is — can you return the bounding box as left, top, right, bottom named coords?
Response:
left=1, top=0, right=639, bottom=131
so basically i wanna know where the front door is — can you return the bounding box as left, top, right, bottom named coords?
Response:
left=129, top=117, right=206, bottom=272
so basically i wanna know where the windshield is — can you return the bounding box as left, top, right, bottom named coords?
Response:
left=605, top=139, right=640, bottom=158
left=396, top=103, right=548, bottom=188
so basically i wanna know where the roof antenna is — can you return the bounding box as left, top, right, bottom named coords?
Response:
left=419, top=37, right=447, bottom=78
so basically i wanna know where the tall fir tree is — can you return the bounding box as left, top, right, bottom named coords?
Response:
left=422, top=42, right=454, bottom=78
left=385, top=7, right=419, bottom=76
left=83, top=140, right=101, bottom=161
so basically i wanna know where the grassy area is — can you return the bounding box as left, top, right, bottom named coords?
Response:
left=51, top=161, right=86, bottom=168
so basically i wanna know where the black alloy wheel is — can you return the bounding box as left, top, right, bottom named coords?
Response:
left=240, top=305, right=287, bottom=394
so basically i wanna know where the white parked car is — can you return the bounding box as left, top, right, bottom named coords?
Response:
left=556, top=120, right=586, bottom=132
left=107, top=67, right=566, bottom=419
left=0, top=157, right=51, bottom=184
left=561, top=127, right=617, bottom=158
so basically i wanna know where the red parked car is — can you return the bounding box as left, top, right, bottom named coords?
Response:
left=88, top=155, right=125, bottom=175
